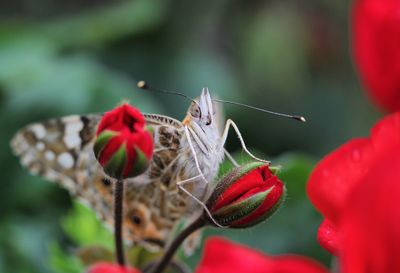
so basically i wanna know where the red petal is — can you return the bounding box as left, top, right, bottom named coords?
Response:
left=97, top=104, right=146, bottom=135
left=195, top=237, right=329, bottom=273
left=307, top=138, right=373, bottom=223
left=317, top=219, right=339, bottom=255
left=340, top=153, right=400, bottom=273
left=133, top=131, right=154, bottom=159
left=97, top=106, right=126, bottom=135
left=213, top=166, right=269, bottom=211
left=121, top=104, right=146, bottom=131
left=234, top=177, right=284, bottom=225
left=370, top=111, right=400, bottom=153
left=352, top=0, right=400, bottom=112
left=307, top=112, right=400, bottom=255
left=123, top=131, right=154, bottom=176
left=307, top=112, right=400, bottom=224
left=87, top=262, right=141, bottom=273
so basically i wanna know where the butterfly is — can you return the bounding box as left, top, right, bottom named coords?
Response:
left=11, top=87, right=265, bottom=252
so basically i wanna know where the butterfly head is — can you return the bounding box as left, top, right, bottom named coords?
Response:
left=183, top=87, right=217, bottom=129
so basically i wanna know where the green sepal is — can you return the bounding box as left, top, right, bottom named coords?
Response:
left=127, top=147, right=150, bottom=177
left=234, top=161, right=267, bottom=180
left=93, top=130, right=118, bottom=157
left=103, top=144, right=127, bottom=179
left=269, top=165, right=281, bottom=175
left=207, top=161, right=266, bottom=208
left=211, top=187, right=273, bottom=227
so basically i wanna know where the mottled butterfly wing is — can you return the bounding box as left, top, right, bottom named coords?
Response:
left=11, top=113, right=192, bottom=251
left=11, top=115, right=101, bottom=194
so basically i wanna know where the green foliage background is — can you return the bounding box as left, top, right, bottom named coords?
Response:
left=0, top=0, right=381, bottom=272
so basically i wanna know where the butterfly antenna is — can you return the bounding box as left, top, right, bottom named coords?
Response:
left=213, top=99, right=306, bottom=122
left=137, top=81, right=199, bottom=105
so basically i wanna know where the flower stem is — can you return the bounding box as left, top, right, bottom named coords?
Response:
left=114, top=179, right=126, bottom=266
left=147, top=216, right=206, bottom=273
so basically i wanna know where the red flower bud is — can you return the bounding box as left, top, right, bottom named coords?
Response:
left=206, top=162, right=285, bottom=228
left=87, top=262, right=140, bottom=273
left=94, top=104, right=154, bottom=179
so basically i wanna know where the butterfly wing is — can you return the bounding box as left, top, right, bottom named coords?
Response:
left=11, top=115, right=101, bottom=194
left=11, top=113, right=191, bottom=251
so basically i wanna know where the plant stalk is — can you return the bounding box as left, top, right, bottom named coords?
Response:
left=114, top=179, right=126, bottom=266
left=148, top=216, right=206, bottom=273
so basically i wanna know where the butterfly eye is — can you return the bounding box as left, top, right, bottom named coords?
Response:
left=190, top=105, right=201, bottom=118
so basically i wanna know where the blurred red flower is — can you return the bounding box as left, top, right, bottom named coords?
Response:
left=94, top=104, right=153, bottom=179
left=341, top=159, right=400, bottom=273
left=316, top=219, right=339, bottom=255
left=87, top=262, right=141, bottom=273
left=194, top=237, right=329, bottom=273
left=307, top=112, right=400, bottom=271
left=352, top=0, right=400, bottom=112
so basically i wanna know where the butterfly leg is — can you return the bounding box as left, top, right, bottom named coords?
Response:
left=179, top=126, right=225, bottom=228
left=177, top=180, right=225, bottom=228
left=224, top=148, right=239, bottom=167
left=184, top=126, right=208, bottom=184
left=176, top=175, right=202, bottom=186
left=221, top=119, right=270, bottom=164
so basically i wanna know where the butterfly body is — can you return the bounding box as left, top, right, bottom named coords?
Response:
left=11, top=88, right=225, bottom=251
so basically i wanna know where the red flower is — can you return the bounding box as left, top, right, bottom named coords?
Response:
left=307, top=112, right=400, bottom=259
left=316, top=219, right=339, bottom=256
left=340, top=159, right=400, bottom=273
left=207, top=162, right=285, bottom=228
left=94, top=104, right=153, bottom=179
left=87, top=262, right=141, bottom=273
left=352, top=0, right=400, bottom=112
left=195, top=237, right=329, bottom=273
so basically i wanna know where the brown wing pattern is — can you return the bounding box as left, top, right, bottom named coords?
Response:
left=11, top=113, right=192, bottom=251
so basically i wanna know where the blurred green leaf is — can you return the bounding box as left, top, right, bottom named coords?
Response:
left=61, top=201, right=113, bottom=249
left=0, top=41, right=160, bottom=114
left=275, top=153, right=316, bottom=198
left=48, top=242, right=83, bottom=273
left=39, top=0, right=167, bottom=48
left=241, top=3, right=308, bottom=94
left=0, top=0, right=167, bottom=49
